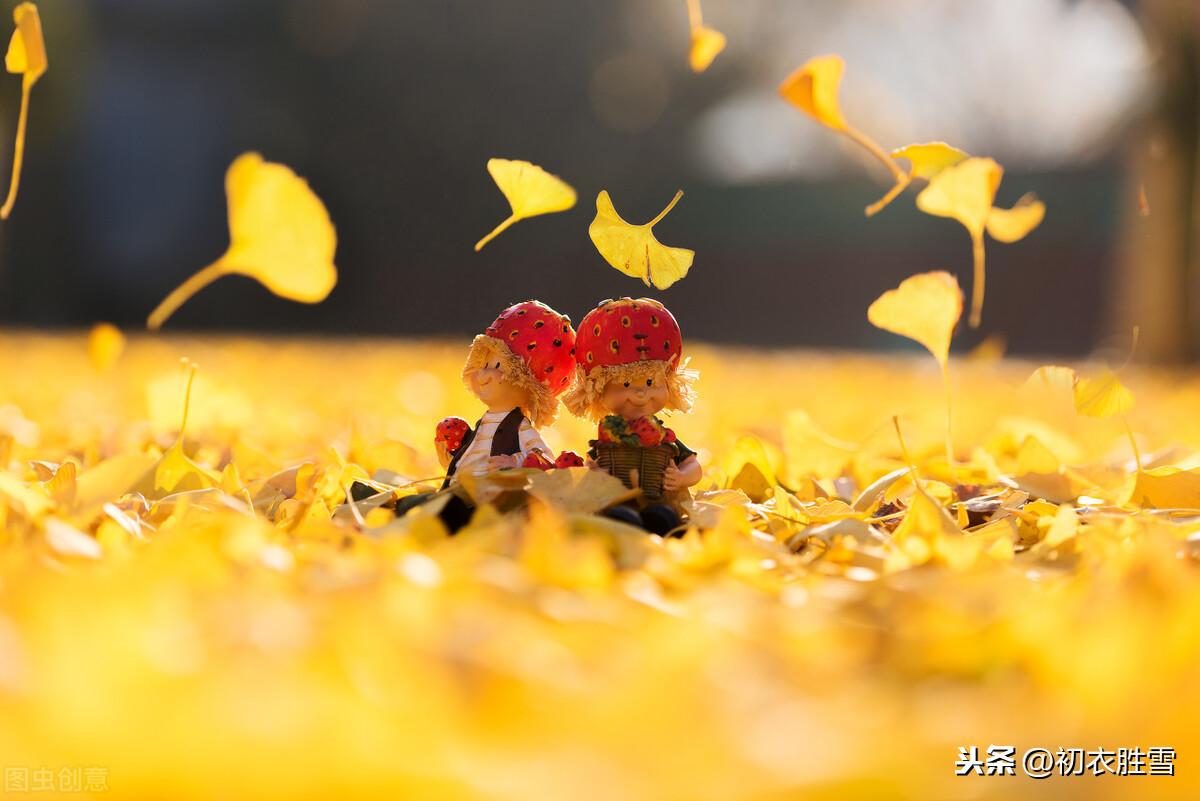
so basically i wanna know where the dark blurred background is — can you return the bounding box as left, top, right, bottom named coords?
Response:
left=0, top=0, right=1196, bottom=358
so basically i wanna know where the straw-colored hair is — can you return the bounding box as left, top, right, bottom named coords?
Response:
left=563, top=357, right=698, bottom=422
left=461, top=335, right=560, bottom=428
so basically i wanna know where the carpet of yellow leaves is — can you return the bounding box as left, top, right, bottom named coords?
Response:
left=1, top=333, right=1198, bottom=800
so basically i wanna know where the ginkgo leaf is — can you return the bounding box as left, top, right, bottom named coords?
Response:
left=867, top=271, right=963, bottom=370
left=870, top=272, right=962, bottom=466
left=154, top=361, right=219, bottom=494
left=0, top=2, right=47, bottom=220
left=866, top=142, right=969, bottom=217
left=778, top=54, right=848, bottom=131
left=473, top=158, right=575, bottom=251
left=986, top=192, right=1045, bottom=243
left=87, top=323, right=125, bottom=372
left=916, top=157, right=1002, bottom=238
left=589, top=189, right=694, bottom=290
left=916, top=157, right=1004, bottom=330
left=689, top=26, right=725, bottom=72
left=147, top=153, right=337, bottom=330
left=684, top=0, right=724, bottom=73
left=1073, top=368, right=1134, bottom=418
left=779, top=54, right=907, bottom=195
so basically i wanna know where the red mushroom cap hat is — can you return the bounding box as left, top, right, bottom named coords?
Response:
left=462, top=300, right=577, bottom=428
left=563, top=298, right=697, bottom=421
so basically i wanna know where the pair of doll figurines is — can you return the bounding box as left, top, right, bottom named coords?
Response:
left=360, top=298, right=702, bottom=536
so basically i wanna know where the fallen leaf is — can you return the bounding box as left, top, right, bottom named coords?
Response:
left=588, top=190, right=694, bottom=289
left=1073, top=369, right=1133, bottom=419
left=474, top=158, right=575, bottom=251
left=87, top=323, right=125, bottom=372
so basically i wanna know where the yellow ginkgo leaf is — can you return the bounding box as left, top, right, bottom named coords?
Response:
left=986, top=192, right=1045, bottom=243
left=0, top=2, right=48, bottom=220
left=86, top=323, right=125, bottom=372
left=588, top=189, right=694, bottom=290
left=916, top=157, right=1004, bottom=330
left=1073, top=368, right=1134, bottom=419
left=147, top=153, right=337, bottom=330
left=916, top=157, right=1001, bottom=239
left=684, top=0, right=724, bottom=73
left=779, top=54, right=906, bottom=195
left=689, top=26, right=725, bottom=72
left=867, top=271, right=963, bottom=370
left=778, top=54, right=848, bottom=131
left=153, top=361, right=218, bottom=494
left=866, top=142, right=969, bottom=217
left=870, top=272, right=963, bottom=466
left=474, top=158, right=575, bottom=251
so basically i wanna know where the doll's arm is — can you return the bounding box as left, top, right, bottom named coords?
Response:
left=663, top=454, right=702, bottom=491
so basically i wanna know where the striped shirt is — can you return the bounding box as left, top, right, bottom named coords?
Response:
left=454, top=410, right=552, bottom=476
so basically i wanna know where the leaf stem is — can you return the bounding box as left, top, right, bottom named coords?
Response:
left=649, top=190, right=684, bottom=227
left=941, top=363, right=954, bottom=468
left=865, top=176, right=909, bottom=217
left=147, top=261, right=227, bottom=331
left=685, top=0, right=702, bottom=28
left=842, top=125, right=906, bottom=183
left=474, top=214, right=518, bottom=251
left=1122, top=416, right=1142, bottom=475
left=0, top=82, right=32, bottom=219
left=969, top=231, right=986, bottom=329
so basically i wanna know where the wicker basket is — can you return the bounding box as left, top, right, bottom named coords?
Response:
left=593, top=442, right=675, bottom=501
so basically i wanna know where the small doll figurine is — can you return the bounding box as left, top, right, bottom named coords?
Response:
left=563, top=298, right=701, bottom=536
left=389, top=300, right=578, bottom=531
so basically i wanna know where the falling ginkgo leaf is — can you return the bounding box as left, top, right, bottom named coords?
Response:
left=868, top=271, right=963, bottom=465
left=865, top=142, right=969, bottom=217
left=916, top=157, right=1044, bottom=329
left=147, top=153, right=337, bottom=330
left=1, top=2, right=47, bottom=220
left=868, top=271, right=962, bottom=371
left=985, top=192, right=1046, bottom=243
left=684, top=0, right=724, bottom=73
left=779, top=55, right=906, bottom=185
left=474, top=158, right=575, bottom=251
left=589, top=190, right=694, bottom=290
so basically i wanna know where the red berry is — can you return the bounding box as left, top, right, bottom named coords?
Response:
left=555, top=451, right=585, bottom=468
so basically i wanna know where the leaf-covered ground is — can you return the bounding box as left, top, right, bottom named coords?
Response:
left=1, top=333, right=1198, bottom=800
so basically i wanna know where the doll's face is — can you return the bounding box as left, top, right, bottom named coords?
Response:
left=602, top=371, right=669, bottom=420
left=469, top=361, right=528, bottom=411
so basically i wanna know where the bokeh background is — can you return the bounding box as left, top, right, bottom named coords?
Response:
left=0, top=0, right=1196, bottom=359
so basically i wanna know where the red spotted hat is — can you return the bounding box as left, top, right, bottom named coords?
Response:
left=564, top=298, right=696, bottom=421
left=463, top=300, right=576, bottom=427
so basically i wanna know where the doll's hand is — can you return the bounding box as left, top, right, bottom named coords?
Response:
left=664, top=455, right=702, bottom=490
left=487, top=454, right=520, bottom=471
left=662, top=462, right=683, bottom=491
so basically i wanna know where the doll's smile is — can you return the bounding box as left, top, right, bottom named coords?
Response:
left=602, top=377, right=669, bottom=419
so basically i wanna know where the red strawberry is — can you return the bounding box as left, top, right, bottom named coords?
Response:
left=628, top=416, right=665, bottom=447
left=554, top=451, right=584, bottom=468
left=663, top=427, right=677, bottom=444
left=522, top=450, right=554, bottom=470
left=435, top=416, right=470, bottom=453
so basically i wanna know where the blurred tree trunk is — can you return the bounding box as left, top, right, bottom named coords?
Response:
left=1115, top=0, right=1199, bottom=362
